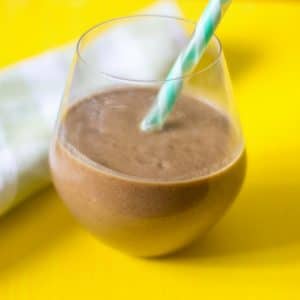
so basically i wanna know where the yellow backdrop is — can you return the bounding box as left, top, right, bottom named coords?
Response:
left=0, top=1, right=300, bottom=299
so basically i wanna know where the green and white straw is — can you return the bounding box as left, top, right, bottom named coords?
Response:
left=140, top=0, right=232, bottom=131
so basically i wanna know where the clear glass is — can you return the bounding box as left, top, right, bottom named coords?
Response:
left=49, top=15, right=246, bottom=257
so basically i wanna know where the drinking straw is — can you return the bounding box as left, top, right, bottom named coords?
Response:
left=140, top=0, right=232, bottom=131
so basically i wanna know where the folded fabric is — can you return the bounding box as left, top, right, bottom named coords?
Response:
left=0, top=1, right=184, bottom=215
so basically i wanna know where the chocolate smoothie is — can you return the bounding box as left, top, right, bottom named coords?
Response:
left=50, top=87, right=246, bottom=257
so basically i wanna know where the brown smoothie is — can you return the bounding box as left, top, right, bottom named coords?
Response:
left=50, top=87, right=246, bottom=257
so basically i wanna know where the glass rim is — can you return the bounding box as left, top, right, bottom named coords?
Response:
left=76, top=14, right=223, bottom=84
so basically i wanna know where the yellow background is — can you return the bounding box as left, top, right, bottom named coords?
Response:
left=0, top=0, right=300, bottom=299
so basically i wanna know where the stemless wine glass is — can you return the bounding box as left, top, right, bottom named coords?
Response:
left=49, top=15, right=246, bottom=257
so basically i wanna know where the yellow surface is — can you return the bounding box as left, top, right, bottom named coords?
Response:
left=1, top=0, right=300, bottom=299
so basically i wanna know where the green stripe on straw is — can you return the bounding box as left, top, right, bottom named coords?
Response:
left=140, top=0, right=232, bottom=132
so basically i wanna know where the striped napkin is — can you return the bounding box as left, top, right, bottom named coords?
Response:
left=0, top=1, right=184, bottom=215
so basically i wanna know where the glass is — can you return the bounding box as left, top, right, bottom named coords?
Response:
left=49, top=15, right=246, bottom=257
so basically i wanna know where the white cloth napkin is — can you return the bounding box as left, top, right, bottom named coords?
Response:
left=0, top=1, right=184, bottom=215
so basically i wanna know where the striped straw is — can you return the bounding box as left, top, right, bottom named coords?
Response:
left=140, top=0, right=232, bottom=131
